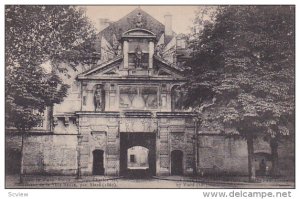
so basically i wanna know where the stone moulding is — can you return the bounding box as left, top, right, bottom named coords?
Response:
left=156, top=112, right=197, bottom=118
left=75, top=111, right=120, bottom=117
left=123, top=111, right=153, bottom=117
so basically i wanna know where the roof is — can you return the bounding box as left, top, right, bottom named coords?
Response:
left=95, top=7, right=176, bottom=48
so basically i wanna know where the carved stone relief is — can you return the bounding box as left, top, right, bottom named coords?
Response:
left=91, top=131, right=107, bottom=149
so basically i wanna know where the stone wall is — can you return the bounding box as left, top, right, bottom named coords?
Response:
left=53, top=118, right=78, bottom=134
left=6, top=121, right=294, bottom=177
left=22, top=134, right=78, bottom=175
left=197, top=136, right=248, bottom=175
left=277, top=137, right=294, bottom=176
left=78, top=115, right=119, bottom=175
left=197, top=135, right=295, bottom=176
left=5, top=134, right=22, bottom=174
left=53, top=64, right=83, bottom=115
left=157, top=117, right=195, bottom=176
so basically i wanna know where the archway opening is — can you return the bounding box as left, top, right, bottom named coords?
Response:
left=120, top=132, right=156, bottom=177
left=127, top=146, right=149, bottom=169
left=92, top=150, right=104, bottom=175
left=171, top=150, right=183, bottom=175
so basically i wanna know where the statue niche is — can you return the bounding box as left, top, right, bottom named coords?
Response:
left=134, top=45, right=143, bottom=68
left=94, top=85, right=105, bottom=112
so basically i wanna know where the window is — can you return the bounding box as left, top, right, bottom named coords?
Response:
left=110, top=84, right=115, bottom=90
left=130, top=155, right=135, bottom=163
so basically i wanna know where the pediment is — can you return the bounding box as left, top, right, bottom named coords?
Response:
left=77, top=55, right=185, bottom=80
left=103, top=68, right=118, bottom=76
left=77, top=56, right=122, bottom=79
left=153, top=55, right=185, bottom=79
left=157, top=69, right=172, bottom=76
left=122, top=28, right=156, bottom=38
left=83, top=65, right=121, bottom=78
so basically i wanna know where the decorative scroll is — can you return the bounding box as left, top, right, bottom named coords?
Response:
left=170, top=132, right=185, bottom=150
left=91, top=131, right=107, bottom=149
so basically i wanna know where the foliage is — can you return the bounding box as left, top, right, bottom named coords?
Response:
left=5, top=5, right=97, bottom=131
left=185, top=5, right=295, bottom=139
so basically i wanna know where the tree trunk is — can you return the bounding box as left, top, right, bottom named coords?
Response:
left=49, top=105, right=54, bottom=131
left=19, top=133, right=24, bottom=184
left=247, top=135, right=256, bottom=182
left=270, top=138, right=279, bottom=177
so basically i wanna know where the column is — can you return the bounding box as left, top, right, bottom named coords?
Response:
left=149, top=41, right=154, bottom=69
left=123, top=40, right=129, bottom=69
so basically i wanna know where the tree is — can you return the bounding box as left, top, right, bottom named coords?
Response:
left=184, top=6, right=295, bottom=181
left=5, top=5, right=97, bottom=183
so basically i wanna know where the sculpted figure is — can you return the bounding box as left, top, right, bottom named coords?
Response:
left=136, top=12, right=143, bottom=28
left=94, top=85, right=105, bottom=111
left=134, top=45, right=143, bottom=68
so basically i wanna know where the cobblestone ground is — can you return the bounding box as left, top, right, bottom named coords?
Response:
left=5, top=175, right=295, bottom=189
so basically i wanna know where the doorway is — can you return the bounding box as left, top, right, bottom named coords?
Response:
left=171, top=150, right=183, bottom=175
left=92, top=150, right=104, bottom=175
left=120, top=132, right=156, bottom=177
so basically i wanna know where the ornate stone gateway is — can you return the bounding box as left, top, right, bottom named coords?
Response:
left=120, top=132, right=156, bottom=177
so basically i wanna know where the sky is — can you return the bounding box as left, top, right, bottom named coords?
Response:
left=84, top=5, right=199, bottom=34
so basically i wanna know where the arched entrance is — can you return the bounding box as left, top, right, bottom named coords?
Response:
left=120, top=133, right=156, bottom=177
left=92, top=150, right=104, bottom=175
left=171, top=150, right=183, bottom=175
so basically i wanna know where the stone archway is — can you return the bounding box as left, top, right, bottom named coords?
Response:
left=120, top=132, right=156, bottom=177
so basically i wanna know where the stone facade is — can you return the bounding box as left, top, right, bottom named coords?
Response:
left=5, top=7, right=294, bottom=177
